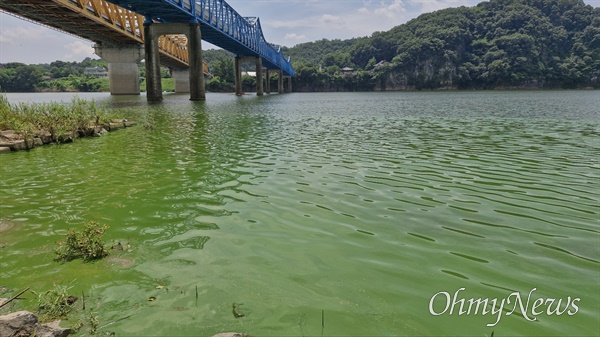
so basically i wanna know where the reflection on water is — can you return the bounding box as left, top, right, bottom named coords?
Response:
left=1, top=91, right=599, bottom=336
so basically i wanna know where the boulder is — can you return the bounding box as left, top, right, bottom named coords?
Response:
left=55, top=132, right=75, bottom=143
left=93, top=128, right=108, bottom=137
left=0, top=140, right=26, bottom=151
left=37, top=320, right=72, bottom=337
left=0, top=147, right=10, bottom=153
left=107, top=122, right=124, bottom=131
left=0, top=310, right=38, bottom=337
left=0, top=311, right=71, bottom=337
left=0, top=130, right=21, bottom=141
left=37, top=131, right=53, bottom=144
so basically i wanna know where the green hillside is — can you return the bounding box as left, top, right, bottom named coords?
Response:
left=287, top=0, right=599, bottom=90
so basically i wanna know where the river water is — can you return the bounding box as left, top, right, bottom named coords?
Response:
left=0, top=91, right=598, bottom=336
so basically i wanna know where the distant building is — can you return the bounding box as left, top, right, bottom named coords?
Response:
left=374, top=60, right=389, bottom=68
left=84, top=66, right=108, bottom=78
left=341, top=67, right=355, bottom=77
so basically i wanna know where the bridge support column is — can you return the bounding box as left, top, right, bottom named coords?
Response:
left=286, top=76, right=292, bottom=93
left=265, top=70, right=271, bottom=94
left=188, top=23, right=206, bottom=101
left=235, top=56, right=243, bottom=96
left=144, top=22, right=205, bottom=101
left=255, top=58, right=263, bottom=96
left=94, top=44, right=143, bottom=95
left=278, top=70, right=284, bottom=94
left=172, top=69, right=190, bottom=93
left=144, top=22, right=162, bottom=101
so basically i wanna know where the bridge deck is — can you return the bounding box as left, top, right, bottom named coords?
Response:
left=1, top=0, right=292, bottom=77
left=0, top=0, right=193, bottom=70
left=106, top=0, right=294, bottom=76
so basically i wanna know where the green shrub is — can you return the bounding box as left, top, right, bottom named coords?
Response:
left=55, top=221, right=109, bottom=262
left=32, top=283, right=76, bottom=321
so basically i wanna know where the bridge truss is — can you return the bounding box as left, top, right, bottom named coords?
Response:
left=103, top=0, right=294, bottom=76
left=0, top=0, right=208, bottom=73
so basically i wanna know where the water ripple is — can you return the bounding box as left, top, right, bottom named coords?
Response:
left=1, top=91, right=598, bottom=336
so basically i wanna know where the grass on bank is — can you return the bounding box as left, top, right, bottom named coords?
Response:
left=0, top=94, right=119, bottom=142
left=140, top=78, right=175, bottom=92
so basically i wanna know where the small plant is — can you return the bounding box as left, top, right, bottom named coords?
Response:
left=32, top=283, right=77, bottom=321
left=55, top=221, right=109, bottom=262
left=87, top=309, right=100, bottom=335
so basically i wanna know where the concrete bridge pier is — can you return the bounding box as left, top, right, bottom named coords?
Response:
left=144, top=22, right=205, bottom=101
left=235, top=57, right=243, bottom=96
left=285, top=76, right=292, bottom=93
left=94, top=44, right=143, bottom=95
left=172, top=69, right=190, bottom=93
left=256, top=58, right=263, bottom=96
left=277, top=70, right=284, bottom=94
left=235, top=56, right=265, bottom=96
left=265, top=69, right=271, bottom=94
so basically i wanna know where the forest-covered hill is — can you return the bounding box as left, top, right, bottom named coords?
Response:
left=286, top=0, right=599, bottom=90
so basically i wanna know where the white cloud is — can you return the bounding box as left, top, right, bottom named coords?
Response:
left=320, top=14, right=345, bottom=26
left=269, top=13, right=346, bottom=31
left=371, top=0, right=408, bottom=19
left=0, top=26, right=47, bottom=44
left=285, top=33, right=307, bottom=41
left=411, top=0, right=476, bottom=14
left=63, top=41, right=95, bottom=60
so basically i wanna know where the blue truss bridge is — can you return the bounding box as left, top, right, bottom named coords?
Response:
left=105, top=0, right=294, bottom=77
left=0, top=0, right=294, bottom=100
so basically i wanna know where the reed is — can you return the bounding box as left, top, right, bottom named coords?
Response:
left=0, top=94, right=118, bottom=144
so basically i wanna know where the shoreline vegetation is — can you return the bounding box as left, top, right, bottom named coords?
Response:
left=0, top=94, right=135, bottom=154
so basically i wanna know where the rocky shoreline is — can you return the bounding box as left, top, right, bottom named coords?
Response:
left=0, top=309, right=248, bottom=337
left=0, top=310, right=71, bottom=337
left=0, top=119, right=136, bottom=154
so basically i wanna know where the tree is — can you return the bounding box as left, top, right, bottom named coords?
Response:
left=212, top=58, right=235, bottom=84
left=0, top=64, right=45, bottom=92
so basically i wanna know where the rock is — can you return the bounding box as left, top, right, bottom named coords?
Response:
left=37, top=320, right=72, bottom=337
left=33, top=138, right=44, bottom=147
left=107, top=122, right=124, bottom=131
left=93, top=128, right=108, bottom=137
left=55, top=132, right=75, bottom=143
left=0, top=140, right=27, bottom=151
left=37, top=131, right=53, bottom=144
left=123, top=121, right=136, bottom=127
left=0, top=130, right=21, bottom=141
left=0, top=310, right=38, bottom=337
left=211, top=333, right=249, bottom=337
left=0, top=147, right=10, bottom=153
left=0, top=311, right=71, bottom=337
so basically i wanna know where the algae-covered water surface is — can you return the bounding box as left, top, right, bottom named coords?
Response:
left=1, top=91, right=598, bottom=336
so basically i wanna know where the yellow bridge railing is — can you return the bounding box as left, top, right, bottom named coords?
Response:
left=0, top=0, right=209, bottom=74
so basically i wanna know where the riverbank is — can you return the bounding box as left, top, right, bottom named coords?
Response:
left=0, top=94, right=134, bottom=153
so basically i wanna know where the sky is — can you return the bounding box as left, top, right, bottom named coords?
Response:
left=1, top=0, right=598, bottom=64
